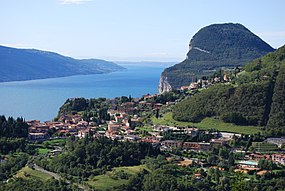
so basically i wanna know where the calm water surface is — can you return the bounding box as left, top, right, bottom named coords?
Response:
left=0, top=64, right=168, bottom=121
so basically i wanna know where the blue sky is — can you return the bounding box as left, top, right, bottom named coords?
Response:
left=0, top=0, right=284, bottom=61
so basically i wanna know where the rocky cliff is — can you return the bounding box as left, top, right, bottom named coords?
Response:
left=158, top=76, right=172, bottom=94
left=158, top=23, right=275, bottom=94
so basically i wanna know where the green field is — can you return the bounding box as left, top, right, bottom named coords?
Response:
left=136, top=126, right=153, bottom=132
left=15, top=166, right=52, bottom=181
left=152, top=112, right=262, bottom=134
left=43, top=138, right=66, bottom=145
left=86, top=165, right=146, bottom=191
left=36, top=148, right=51, bottom=154
left=251, top=142, right=278, bottom=152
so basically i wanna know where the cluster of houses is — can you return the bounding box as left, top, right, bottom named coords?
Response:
left=26, top=91, right=285, bottom=173
left=180, top=74, right=231, bottom=92
left=27, top=94, right=168, bottom=141
left=234, top=152, right=285, bottom=174
left=159, top=130, right=237, bottom=152
left=27, top=114, right=94, bottom=140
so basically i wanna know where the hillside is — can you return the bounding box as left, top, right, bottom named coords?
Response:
left=173, top=45, right=285, bottom=135
left=0, top=45, right=124, bottom=82
left=159, top=23, right=275, bottom=93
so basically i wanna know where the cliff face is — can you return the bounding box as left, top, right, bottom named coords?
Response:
left=158, top=75, right=172, bottom=94
left=158, top=23, right=275, bottom=94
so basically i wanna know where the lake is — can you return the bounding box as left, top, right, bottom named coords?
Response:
left=0, top=63, right=171, bottom=121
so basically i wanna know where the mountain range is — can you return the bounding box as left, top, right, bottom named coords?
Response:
left=0, top=45, right=124, bottom=82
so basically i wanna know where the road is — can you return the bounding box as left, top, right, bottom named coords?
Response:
left=32, top=164, right=90, bottom=191
left=33, top=164, right=61, bottom=180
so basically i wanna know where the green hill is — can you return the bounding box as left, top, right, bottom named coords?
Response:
left=159, top=23, right=274, bottom=93
left=0, top=45, right=124, bottom=82
left=173, top=45, right=285, bottom=135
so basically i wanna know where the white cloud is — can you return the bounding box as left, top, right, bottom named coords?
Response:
left=58, top=0, right=93, bottom=4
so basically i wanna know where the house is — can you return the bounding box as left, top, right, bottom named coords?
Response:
left=114, top=115, right=123, bottom=123
left=77, top=129, right=90, bottom=138
left=49, top=149, right=62, bottom=156
left=141, top=137, right=160, bottom=145
left=218, top=132, right=241, bottom=140
left=183, top=142, right=211, bottom=151
left=183, top=127, right=199, bottom=136
left=183, top=142, right=200, bottom=150
left=266, top=137, right=285, bottom=147
left=248, top=153, right=271, bottom=161
left=107, top=121, right=121, bottom=133
left=166, top=102, right=175, bottom=105
left=124, top=135, right=141, bottom=142
left=271, top=154, right=285, bottom=165
left=213, top=77, right=220, bottom=83
left=189, top=82, right=198, bottom=90
left=153, top=125, right=170, bottom=132
left=193, top=173, right=203, bottom=180
left=180, top=86, right=189, bottom=91
left=161, top=140, right=183, bottom=148
left=199, top=142, right=211, bottom=151
left=223, top=74, right=230, bottom=82
left=210, top=139, right=227, bottom=146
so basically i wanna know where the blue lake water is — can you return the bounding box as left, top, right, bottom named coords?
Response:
left=0, top=64, right=169, bottom=121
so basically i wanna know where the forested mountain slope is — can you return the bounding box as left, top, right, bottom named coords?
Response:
left=0, top=45, right=124, bottom=82
left=173, top=45, right=285, bottom=135
left=159, top=23, right=275, bottom=93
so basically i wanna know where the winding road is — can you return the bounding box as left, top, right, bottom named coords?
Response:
left=32, top=164, right=90, bottom=191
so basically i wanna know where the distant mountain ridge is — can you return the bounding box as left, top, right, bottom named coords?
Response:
left=0, top=45, right=124, bottom=82
left=158, top=23, right=275, bottom=93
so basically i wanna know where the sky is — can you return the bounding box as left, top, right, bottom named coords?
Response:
left=0, top=0, right=285, bottom=62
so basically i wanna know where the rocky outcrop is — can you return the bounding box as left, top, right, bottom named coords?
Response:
left=158, top=75, right=172, bottom=94
left=158, top=23, right=275, bottom=93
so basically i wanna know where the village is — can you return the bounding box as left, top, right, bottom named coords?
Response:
left=27, top=74, right=285, bottom=177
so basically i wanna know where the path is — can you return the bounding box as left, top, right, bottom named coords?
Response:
left=32, top=164, right=90, bottom=191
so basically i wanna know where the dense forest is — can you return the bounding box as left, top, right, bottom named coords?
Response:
left=0, top=116, right=30, bottom=154
left=267, top=63, right=285, bottom=134
left=0, top=178, right=80, bottom=191
left=0, top=45, right=124, bottom=82
left=0, top=153, right=29, bottom=181
left=173, top=45, right=285, bottom=134
left=0, top=115, right=29, bottom=138
left=36, top=137, right=160, bottom=178
left=57, top=97, right=112, bottom=122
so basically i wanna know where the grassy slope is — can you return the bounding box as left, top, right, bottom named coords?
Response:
left=15, top=166, right=52, bottom=181
left=86, top=165, right=146, bottom=191
left=43, top=138, right=66, bottom=144
left=152, top=112, right=262, bottom=134
left=36, top=148, right=51, bottom=154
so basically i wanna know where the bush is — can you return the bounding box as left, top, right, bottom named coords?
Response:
left=221, top=112, right=247, bottom=125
